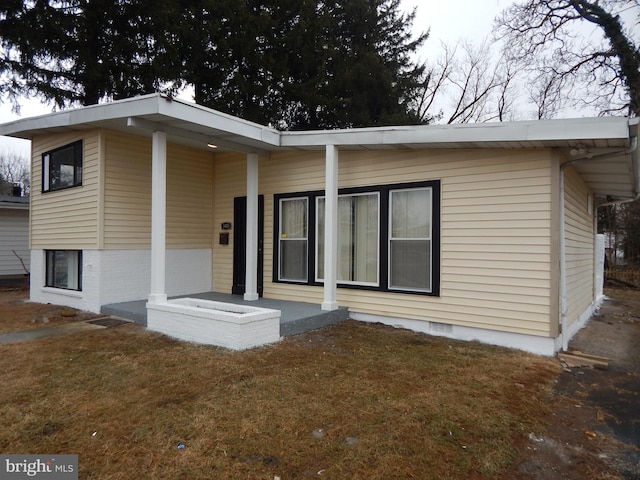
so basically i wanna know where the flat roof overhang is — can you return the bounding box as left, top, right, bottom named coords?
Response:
left=0, top=94, right=281, bottom=156
left=1, top=93, right=637, bottom=200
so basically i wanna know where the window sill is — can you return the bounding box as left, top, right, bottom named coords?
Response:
left=41, top=287, right=83, bottom=298
left=42, top=184, right=82, bottom=193
left=274, top=279, right=439, bottom=296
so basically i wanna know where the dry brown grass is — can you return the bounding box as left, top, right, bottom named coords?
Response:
left=0, top=307, right=561, bottom=479
left=0, top=287, right=101, bottom=334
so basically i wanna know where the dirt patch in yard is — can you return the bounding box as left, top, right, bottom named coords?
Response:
left=0, top=287, right=103, bottom=334
left=502, top=287, right=640, bottom=480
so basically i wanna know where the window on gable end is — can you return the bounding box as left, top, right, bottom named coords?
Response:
left=42, top=140, right=83, bottom=192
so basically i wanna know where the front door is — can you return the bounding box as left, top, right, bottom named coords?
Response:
left=232, top=195, right=264, bottom=296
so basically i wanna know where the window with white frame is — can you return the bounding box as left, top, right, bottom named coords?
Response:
left=42, top=140, right=83, bottom=192
left=278, top=197, right=308, bottom=281
left=389, top=188, right=432, bottom=292
left=45, top=250, right=82, bottom=291
left=274, top=181, right=440, bottom=295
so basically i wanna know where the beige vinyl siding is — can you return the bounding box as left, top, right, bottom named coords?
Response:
left=103, top=132, right=214, bottom=249
left=208, top=149, right=557, bottom=336
left=31, top=131, right=100, bottom=249
left=260, top=151, right=327, bottom=302
left=166, top=144, right=214, bottom=248
left=210, top=151, right=328, bottom=302
left=255, top=149, right=555, bottom=337
left=202, top=150, right=557, bottom=336
left=103, top=132, right=151, bottom=248
left=563, top=164, right=595, bottom=327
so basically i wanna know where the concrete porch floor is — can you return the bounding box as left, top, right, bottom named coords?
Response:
left=101, top=292, right=350, bottom=337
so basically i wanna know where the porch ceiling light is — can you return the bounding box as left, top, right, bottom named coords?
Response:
left=570, top=145, right=587, bottom=156
left=207, top=143, right=218, bottom=149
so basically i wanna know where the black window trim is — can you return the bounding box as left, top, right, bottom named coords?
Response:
left=45, top=249, right=83, bottom=292
left=42, top=140, right=83, bottom=193
left=274, top=190, right=317, bottom=286
left=273, top=180, right=441, bottom=296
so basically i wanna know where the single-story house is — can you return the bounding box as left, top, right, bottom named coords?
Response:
left=0, top=94, right=637, bottom=354
left=0, top=193, right=30, bottom=284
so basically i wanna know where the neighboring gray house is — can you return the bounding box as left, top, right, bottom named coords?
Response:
left=0, top=194, right=30, bottom=284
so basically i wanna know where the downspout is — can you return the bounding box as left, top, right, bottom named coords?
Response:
left=559, top=166, right=568, bottom=351
left=558, top=135, right=639, bottom=351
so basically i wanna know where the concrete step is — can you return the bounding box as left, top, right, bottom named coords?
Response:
left=280, top=306, right=349, bottom=337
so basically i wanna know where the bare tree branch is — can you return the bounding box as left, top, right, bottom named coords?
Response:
left=496, top=0, right=640, bottom=117
left=413, top=38, right=520, bottom=123
left=0, top=149, right=30, bottom=196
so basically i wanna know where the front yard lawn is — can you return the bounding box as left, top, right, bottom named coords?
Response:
left=0, top=289, right=559, bottom=479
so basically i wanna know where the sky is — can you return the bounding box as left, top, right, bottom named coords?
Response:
left=0, top=0, right=505, bottom=156
left=404, top=0, right=503, bottom=58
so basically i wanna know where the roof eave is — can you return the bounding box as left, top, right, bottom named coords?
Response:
left=280, top=117, right=631, bottom=150
left=1, top=96, right=637, bottom=200
left=0, top=94, right=282, bottom=152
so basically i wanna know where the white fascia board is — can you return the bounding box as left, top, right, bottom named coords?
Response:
left=0, top=94, right=164, bottom=138
left=0, top=112, right=71, bottom=138
left=67, top=94, right=162, bottom=124
left=280, top=117, right=632, bottom=149
left=157, top=97, right=280, bottom=147
left=1, top=93, right=632, bottom=151
left=0, top=94, right=281, bottom=148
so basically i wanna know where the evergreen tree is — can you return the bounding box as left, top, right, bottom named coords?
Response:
left=193, top=0, right=428, bottom=129
left=0, top=0, right=182, bottom=108
left=1, top=0, right=427, bottom=128
left=317, top=0, right=426, bottom=128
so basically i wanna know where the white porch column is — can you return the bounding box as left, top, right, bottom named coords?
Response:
left=148, top=130, right=167, bottom=304
left=244, top=153, right=259, bottom=301
left=322, top=145, right=339, bottom=311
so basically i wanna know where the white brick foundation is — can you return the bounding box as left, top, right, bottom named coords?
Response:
left=30, top=248, right=212, bottom=313
left=147, top=298, right=281, bottom=350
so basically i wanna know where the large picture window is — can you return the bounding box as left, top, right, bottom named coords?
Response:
left=45, top=250, right=82, bottom=291
left=317, top=193, right=379, bottom=285
left=274, top=181, right=440, bottom=295
left=42, top=140, right=83, bottom=192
